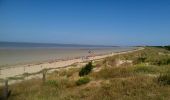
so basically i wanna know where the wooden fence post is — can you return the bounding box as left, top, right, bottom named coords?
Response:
left=24, top=66, right=25, bottom=72
left=42, top=71, right=46, bottom=83
left=3, top=79, right=11, bottom=99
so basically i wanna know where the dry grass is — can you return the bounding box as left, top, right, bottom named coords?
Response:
left=1, top=47, right=170, bottom=100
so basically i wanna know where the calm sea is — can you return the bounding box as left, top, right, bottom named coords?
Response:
left=0, top=42, right=136, bottom=66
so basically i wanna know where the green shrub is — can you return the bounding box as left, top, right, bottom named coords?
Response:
left=46, top=79, right=73, bottom=88
left=46, top=80, right=58, bottom=86
left=76, top=77, right=90, bottom=86
left=157, top=73, right=170, bottom=85
left=79, top=62, right=93, bottom=76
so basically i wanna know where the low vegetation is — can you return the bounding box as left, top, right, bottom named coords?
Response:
left=79, top=62, right=93, bottom=76
left=76, top=77, right=90, bottom=86
left=164, top=46, right=170, bottom=51
left=154, top=46, right=170, bottom=51
left=1, top=47, right=170, bottom=100
left=157, top=73, right=170, bottom=85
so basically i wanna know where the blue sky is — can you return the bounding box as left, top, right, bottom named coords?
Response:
left=0, top=0, right=170, bottom=46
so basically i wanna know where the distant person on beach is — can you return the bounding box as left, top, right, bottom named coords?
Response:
left=88, top=50, right=91, bottom=54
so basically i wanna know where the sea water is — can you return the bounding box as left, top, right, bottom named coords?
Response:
left=0, top=42, right=136, bottom=66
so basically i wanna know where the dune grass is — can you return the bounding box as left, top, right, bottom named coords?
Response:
left=1, top=47, right=170, bottom=100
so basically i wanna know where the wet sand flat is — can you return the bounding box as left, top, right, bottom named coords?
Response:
left=0, top=47, right=135, bottom=67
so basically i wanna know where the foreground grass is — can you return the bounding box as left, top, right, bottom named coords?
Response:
left=1, top=47, right=170, bottom=100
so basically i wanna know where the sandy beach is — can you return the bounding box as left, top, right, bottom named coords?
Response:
left=0, top=47, right=144, bottom=82
left=0, top=47, right=135, bottom=67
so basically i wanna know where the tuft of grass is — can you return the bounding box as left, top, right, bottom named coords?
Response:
left=8, top=76, right=24, bottom=80
left=134, top=65, right=159, bottom=74
left=157, top=73, right=170, bottom=85
left=45, top=80, right=58, bottom=87
left=92, top=67, right=134, bottom=79
left=133, top=57, right=147, bottom=64
left=66, top=68, right=80, bottom=78
left=76, top=77, right=90, bottom=86
left=151, top=57, right=170, bottom=66
left=89, top=76, right=168, bottom=100
left=105, top=57, right=118, bottom=67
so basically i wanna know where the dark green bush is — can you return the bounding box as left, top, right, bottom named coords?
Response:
left=79, top=62, right=93, bottom=76
left=164, top=46, right=170, bottom=51
left=76, top=77, right=90, bottom=86
left=157, top=73, right=170, bottom=85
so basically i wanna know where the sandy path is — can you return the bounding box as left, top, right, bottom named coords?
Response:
left=0, top=47, right=144, bottom=80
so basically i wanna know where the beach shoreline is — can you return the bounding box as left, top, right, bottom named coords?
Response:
left=0, top=47, right=144, bottom=84
left=0, top=47, right=136, bottom=68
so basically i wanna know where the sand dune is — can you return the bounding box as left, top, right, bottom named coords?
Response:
left=0, top=47, right=144, bottom=85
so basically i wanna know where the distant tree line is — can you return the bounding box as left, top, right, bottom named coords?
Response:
left=164, top=46, right=170, bottom=51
